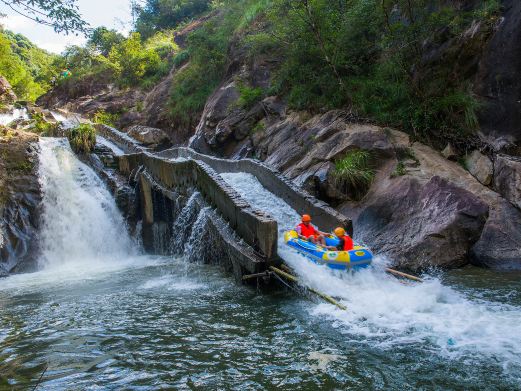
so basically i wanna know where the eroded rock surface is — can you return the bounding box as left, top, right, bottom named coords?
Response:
left=494, top=154, right=521, bottom=210
left=0, top=128, right=41, bottom=275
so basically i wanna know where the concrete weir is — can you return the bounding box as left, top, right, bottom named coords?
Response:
left=94, top=124, right=353, bottom=280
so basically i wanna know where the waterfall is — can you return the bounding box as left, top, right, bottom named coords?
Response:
left=170, top=193, right=201, bottom=254
left=0, top=108, right=28, bottom=126
left=37, top=138, right=136, bottom=269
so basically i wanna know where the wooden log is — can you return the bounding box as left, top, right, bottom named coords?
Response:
left=386, top=268, right=423, bottom=283
left=269, top=266, right=347, bottom=311
left=242, top=271, right=270, bottom=281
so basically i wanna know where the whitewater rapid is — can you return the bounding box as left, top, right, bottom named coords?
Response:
left=221, top=172, right=521, bottom=373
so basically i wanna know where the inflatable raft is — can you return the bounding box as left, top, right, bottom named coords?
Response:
left=283, top=230, right=373, bottom=271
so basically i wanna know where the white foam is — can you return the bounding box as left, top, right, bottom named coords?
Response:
left=37, top=138, right=137, bottom=269
left=220, top=172, right=521, bottom=368
left=96, top=135, right=125, bottom=155
left=0, top=108, right=28, bottom=125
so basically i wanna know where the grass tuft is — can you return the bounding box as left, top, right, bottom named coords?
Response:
left=68, top=123, right=96, bottom=154
left=333, top=150, right=374, bottom=200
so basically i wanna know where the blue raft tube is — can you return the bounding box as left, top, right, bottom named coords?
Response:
left=283, top=230, right=373, bottom=271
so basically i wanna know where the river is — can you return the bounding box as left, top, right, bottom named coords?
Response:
left=0, top=139, right=520, bottom=389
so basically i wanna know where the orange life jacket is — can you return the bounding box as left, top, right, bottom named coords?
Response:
left=340, top=235, right=354, bottom=251
left=297, top=222, right=317, bottom=238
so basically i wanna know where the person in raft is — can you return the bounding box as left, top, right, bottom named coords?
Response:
left=326, top=227, right=354, bottom=251
left=295, top=214, right=329, bottom=246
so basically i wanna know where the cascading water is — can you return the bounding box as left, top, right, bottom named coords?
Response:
left=0, top=108, right=28, bottom=126
left=170, top=193, right=201, bottom=254
left=221, top=172, right=521, bottom=377
left=37, top=138, right=136, bottom=271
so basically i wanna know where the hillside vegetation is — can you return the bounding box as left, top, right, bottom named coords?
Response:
left=46, top=0, right=500, bottom=147
left=0, top=29, right=58, bottom=101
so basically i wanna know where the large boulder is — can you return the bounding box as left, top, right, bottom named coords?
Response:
left=470, top=199, right=521, bottom=270
left=127, top=125, right=170, bottom=148
left=355, top=175, right=489, bottom=271
left=494, top=154, right=521, bottom=210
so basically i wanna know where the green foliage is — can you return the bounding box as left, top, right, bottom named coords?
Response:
left=333, top=150, right=374, bottom=200
left=237, top=84, right=263, bottom=109
left=108, top=32, right=162, bottom=87
left=264, top=0, right=499, bottom=144
left=60, top=30, right=177, bottom=90
left=0, top=30, right=57, bottom=101
left=391, top=162, right=407, bottom=178
left=88, top=27, right=125, bottom=56
left=68, top=123, right=96, bottom=154
left=172, top=50, right=190, bottom=67
left=133, top=0, right=212, bottom=39
left=93, top=110, right=119, bottom=127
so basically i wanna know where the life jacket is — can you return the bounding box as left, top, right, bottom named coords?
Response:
left=297, top=222, right=317, bottom=238
left=339, top=235, right=354, bottom=251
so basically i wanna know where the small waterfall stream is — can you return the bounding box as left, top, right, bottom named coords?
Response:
left=37, top=138, right=136, bottom=271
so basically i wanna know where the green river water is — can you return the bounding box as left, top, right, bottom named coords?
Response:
left=0, top=138, right=520, bottom=390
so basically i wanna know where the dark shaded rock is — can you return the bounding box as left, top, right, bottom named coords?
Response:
left=355, top=176, right=489, bottom=271
left=470, top=199, right=521, bottom=270
left=0, top=129, right=41, bottom=275
left=476, top=0, right=521, bottom=149
left=494, top=154, right=521, bottom=210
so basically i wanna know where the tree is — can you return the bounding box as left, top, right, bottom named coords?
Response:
left=88, top=27, right=124, bottom=56
left=0, top=0, right=88, bottom=34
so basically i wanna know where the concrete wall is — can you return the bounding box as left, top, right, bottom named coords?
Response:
left=118, top=152, right=278, bottom=262
left=158, top=147, right=353, bottom=235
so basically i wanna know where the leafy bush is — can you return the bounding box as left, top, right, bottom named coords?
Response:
left=0, top=31, right=55, bottom=101
left=266, top=0, right=499, bottom=145
left=333, top=150, right=374, bottom=200
left=68, top=123, right=96, bottom=154
left=93, top=110, right=119, bottom=127
left=133, top=0, right=212, bottom=39
left=237, top=84, right=264, bottom=109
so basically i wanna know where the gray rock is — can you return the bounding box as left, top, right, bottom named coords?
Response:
left=494, top=154, right=521, bottom=210
left=465, top=150, right=493, bottom=185
left=470, top=199, right=521, bottom=270
left=127, top=125, right=170, bottom=147
left=355, top=175, right=489, bottom=271
left=441, top=143, right=458, bottom=160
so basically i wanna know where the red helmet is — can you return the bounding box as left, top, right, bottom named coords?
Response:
left=302, top=214, right=311, bottom=222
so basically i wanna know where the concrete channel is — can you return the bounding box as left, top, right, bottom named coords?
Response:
left=92, top=124, right=352, bottom=280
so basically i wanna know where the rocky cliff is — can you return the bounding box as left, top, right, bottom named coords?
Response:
left=0, top=127, right=41, bottom=275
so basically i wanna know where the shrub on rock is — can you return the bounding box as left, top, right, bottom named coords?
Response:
left=68, top=123, right=96, bottom=153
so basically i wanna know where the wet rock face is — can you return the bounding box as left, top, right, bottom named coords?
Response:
left=0, top=129, right=41, bottom=275
left=476, top=0, right=521, bottom=149
left=470, top=199, right=521, bottom=270
left=494, top=154, right=521, bottom=210
left=355, top=176, right=489, bottom=271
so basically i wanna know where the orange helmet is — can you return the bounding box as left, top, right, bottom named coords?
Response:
left=302, top=214, right=311, bottom=222
left=334, top=227, right=346, bottom=237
